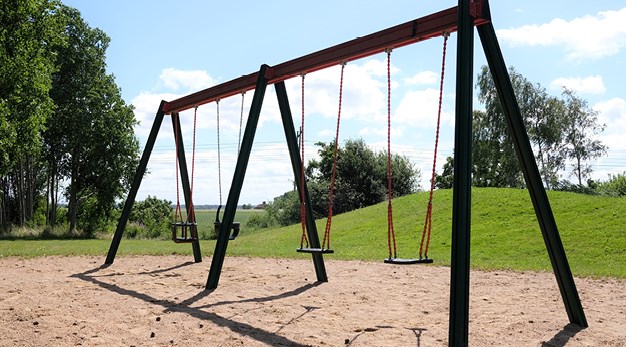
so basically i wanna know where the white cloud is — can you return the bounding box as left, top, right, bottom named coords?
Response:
left=549, top=75, right=606, bottom=94
left=394, top=88, right=453, bottom=128
left=497, top=7, right=626, bottom=61
left=404, top=71, right=438, bottom=85
left=595, top=97, right=626, bottom=143
left=157, top=68, right=216, bottom=91
left=283, top=62, right=386, bottom=123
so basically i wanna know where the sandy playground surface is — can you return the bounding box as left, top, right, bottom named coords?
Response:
left=0, top=255, right=624, bottom=346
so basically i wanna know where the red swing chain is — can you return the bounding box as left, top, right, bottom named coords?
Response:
left=323, top=62, right=347, bottom=250
left=386, top=48, right=398, bottom=260
left=419, top=32, right=449, bottom=259
left=299, top=74, right=309, bottom=249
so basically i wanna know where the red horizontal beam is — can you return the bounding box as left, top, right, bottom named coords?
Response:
left=163, top=4, right=489, bottom=114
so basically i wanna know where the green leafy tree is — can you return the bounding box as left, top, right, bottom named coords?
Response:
left=308, top=138, right=419, bottom=212
left=475, top=66, right=606, bottom=189
left=596, top=172, right=626, bottom=197
left=47, top=6, right=139, bottom=234
left=560, top=88, right=607, bottom=186
left=129, top=196, right=173, bottom=238
left=0, top=0, right=64, bottom=228
left=475, top=68, right=526, bottom=188
left=434, top=155, right=454, bottom=189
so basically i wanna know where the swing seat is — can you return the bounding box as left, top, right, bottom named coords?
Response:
left=214, top=221, right=241, bottom=240
left=214, top=205, right=241, bottom=240
left=297, top=248, right=334, bottom=254
left=171, top=221, right=198, bottom=243
left=384, top=257, right=433, bottom=265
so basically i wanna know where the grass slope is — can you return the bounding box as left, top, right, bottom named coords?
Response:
left=1, top=188, right=624, bottom=278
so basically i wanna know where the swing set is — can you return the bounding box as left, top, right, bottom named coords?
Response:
left=105, top=1, right=587, bottom=345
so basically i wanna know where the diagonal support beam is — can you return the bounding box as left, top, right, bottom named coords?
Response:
left=171, top=113, right=202, bottom=262
left=206, top=64, right=270, bottom=290
left=477, top=19, right=587, bottom=328
left=275, top=81, right=328, bottom=282
left=106, top=101, right=167, bottom=264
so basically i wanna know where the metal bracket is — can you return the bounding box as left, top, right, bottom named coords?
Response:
left=470, top=0, right=484, bottom=18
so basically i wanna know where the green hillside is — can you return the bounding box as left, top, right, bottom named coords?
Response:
left=227, top=188, right=626, bottom=278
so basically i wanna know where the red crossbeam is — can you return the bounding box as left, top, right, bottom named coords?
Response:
left=163, top=4, right=489, bottom=114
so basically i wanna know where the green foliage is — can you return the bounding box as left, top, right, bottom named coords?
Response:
left=560, top=88, right=607, bottom=185
left=127, top=196, right=173, bottom=239
left=474, top=66, right=607, bottom=189
left=0, top=0, right=65, bottom=227
left=259, top=138, right=421, bottom=228
left=596, top=172, right=626, bottom=197
left=46, top=5, right=139, bottom=232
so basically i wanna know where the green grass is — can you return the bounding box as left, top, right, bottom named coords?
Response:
left=1, top=188, right=624, bottom=278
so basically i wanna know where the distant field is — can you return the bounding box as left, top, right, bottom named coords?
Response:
left=193, top=208, right=264, bottom=226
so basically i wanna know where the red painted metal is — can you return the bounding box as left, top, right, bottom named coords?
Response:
left=162, top=3, right=489, bottom=114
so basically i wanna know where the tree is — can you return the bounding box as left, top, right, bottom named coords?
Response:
left=47, top=6, right=139, bottom=234
left=560, top=88, right=607, bottom=186
left=434, top=155, right=454, bottom=189
left=129, top=196, right=172, bottom=238
left=475, top=66, right=606, bottom=189
left=475, top=67, right=526, bottom=188
left=0, top=0, right=64, bottom=228
left=308, top=138, right=420, bottom=212
left=261, top=138, right=420, bottom=227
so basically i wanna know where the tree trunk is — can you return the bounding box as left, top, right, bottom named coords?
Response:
left=68, top=160, right=79, bottom=233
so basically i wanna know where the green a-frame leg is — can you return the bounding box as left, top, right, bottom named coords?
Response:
left=205, top=65, right=328, bottom=290
left=105, top=102, right=201, bottom=265
left=449, top=1, right=587, bottom=345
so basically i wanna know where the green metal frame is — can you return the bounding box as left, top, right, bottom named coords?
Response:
left=205, top=67, right=330, bottom=289
left=476, top=11, right=587, bottom=328
left=105, top=102, right=202, bottom=265
left=105, top=2, right=588, bottom=344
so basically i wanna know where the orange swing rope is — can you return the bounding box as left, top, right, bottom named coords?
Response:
left=385, top=48, right=398, bottom=260
left=419, top=32, right=449, bottom=260
left=299, top=74, right=309, bottom=249
left=322, top=62, right=347, bottom=251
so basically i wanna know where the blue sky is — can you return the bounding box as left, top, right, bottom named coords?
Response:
left=64, top=0, right=626, bottom=205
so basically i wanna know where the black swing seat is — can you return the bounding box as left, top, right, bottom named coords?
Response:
left=214, top=221, right=241, bottom=240
left=384, top=257, right=433, bottom=265
left=214, top=205, right=241, bottom=240
left=297, top=247, right=334, bottom=254
left=171, top=221, right=198, bottom=243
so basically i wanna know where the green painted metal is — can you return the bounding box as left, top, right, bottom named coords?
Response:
left=477, top=19, right=587, bottom=327
left=171, top=113, right=202, bottom=262
left=274, top=81, right=329, bottom=282
left=448, top=0, right=474, bottom=345
left=105, top=101, right=167, bottom=264
left=206, top=65, right=270, bottom=290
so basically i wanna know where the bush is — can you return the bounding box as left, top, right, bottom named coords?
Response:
left=127, top=196, right=173, bottom=239
left=596, top=172, right=626, bottom=197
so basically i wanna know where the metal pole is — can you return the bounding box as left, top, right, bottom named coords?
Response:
left=206, top=64, right=270, bottom=290
left=275, top=81, right=328, bottom=282
left=477, top=19, right=587, bottom=327
left=171, top=113, right=202, bottom=262
left=105, top=101, right=166, bottom=264
left=449, top=0, right=474, bottom=345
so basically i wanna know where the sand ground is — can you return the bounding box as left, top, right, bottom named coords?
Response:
left=0, top=255, right=624, bottom=346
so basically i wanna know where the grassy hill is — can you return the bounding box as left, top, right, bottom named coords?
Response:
left=1, top=188, right=624, bottom=278
left=226, top=188, right=626, bottom=278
